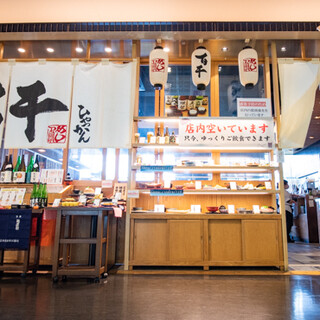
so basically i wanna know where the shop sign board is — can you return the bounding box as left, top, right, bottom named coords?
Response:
left=150, top=189, right=184, bottom=196
left=140, top=165, right=174, bottom=172
left=237, top=98, right=271, bottom=117
left=179, top=118, right=274, bottom=149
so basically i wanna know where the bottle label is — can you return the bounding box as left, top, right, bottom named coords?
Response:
left=4, top=171, right=12, bottom=183
left=30, top=172, right=40, bottom=183
left=13, top=171, right=26, bottom=183
left=0, top=172, right=5, bottom=183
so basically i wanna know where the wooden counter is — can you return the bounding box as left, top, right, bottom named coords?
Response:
left=129, top=213, right=284, bottom=270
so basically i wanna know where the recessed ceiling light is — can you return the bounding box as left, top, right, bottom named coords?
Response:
left=163, top=47, right=170, bottom=52
left=309, top=136, right=315, bottom=139
left=221, top=47, right=228, bottom=52
left=281, top=47, right=286, bottom=52
left=75, top=47, right=83, bottom=53
left=218, top=66, right=222, bottom=72
left=18, top=48, right=26, bottom=53
left=168, top=67, right=172, bottom=73
left=47, top=47, right=54, bottom=53
left=314, top=116, right=320, bottom=119
left=38, top=149, right=46, bottom=153
left=104, top=47, right=112, bottom=53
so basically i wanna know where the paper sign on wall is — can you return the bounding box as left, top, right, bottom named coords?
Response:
left=228, top=205, right=235, bottom=214
left=127, top=190, right=139, bottom=198
left=237, top=98, right=272, bottom=118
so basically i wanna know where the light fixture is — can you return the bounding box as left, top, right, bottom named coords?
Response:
left=38, top=149, right=46, bottom=153
left=46, top=47, right=54, bottom=53
left=221, top=47, right=228, bottom=52
left=317, top=25, right=320, bottom=32
left=281, top=47, right=286, bottom=52
left=218, top=66, right=222, bottom=72
left=309, top=136, right=315, bottom=139
left=104, top=47, right=112, bottom=53
left=75, top=47, right=83, bottom=53
left=163, top=47, right=170, bottom=52
left=18, top=48, right=26, bottom=53
left=314, top=116, right=320, bottom=119
left=168, top=67, right=172, bottom=73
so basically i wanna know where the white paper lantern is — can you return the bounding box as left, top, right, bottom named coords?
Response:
left=238, top=46, right=258, bottom=88
left=149, top=46, right=168, bottom=90
left=191, top=46, right=211, bottom=90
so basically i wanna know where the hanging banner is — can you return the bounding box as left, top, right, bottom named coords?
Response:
left=237, top=98, right=272, bottom=118
left=179, top=118, right=274, bottom=148
left=4, top=62, right=73, bottom=149
left=278, top=59, right=320, bottom=149
left=69, top=61, right=136, bottom=148
left=0, top=63, right=10, bottom=145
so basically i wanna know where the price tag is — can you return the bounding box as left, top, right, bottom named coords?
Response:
left=150, top=136, right=156, bottom=144
left=52, top=199, right=61, bottom=207
left=228, top=205, right=235, bottom=214
left=93, top=199, right=101, bottom=207
left=230, top=182, right=237, bottom=190
left=195, top=181, right=202, bottom=190
left=79, top=195, right=87, bottom=205
left=127, top=190, right=139, bottom=198
left=265, top=181, right=272, bottom=190
left=164, top=180, right=171, bottom=189
left=190, top=205, right=201, bottom=213
left=154, top=204, right=165, bottom=212
left=95, top=187, right=102, bottom=195
left=253, top=205, right=260, bottom=214
left=102, top=180, right=113, bottom=188
left=139, top=137, right=146, bottom=144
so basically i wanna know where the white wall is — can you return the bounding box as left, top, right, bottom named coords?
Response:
left=1, top=0, right=320, bottom=23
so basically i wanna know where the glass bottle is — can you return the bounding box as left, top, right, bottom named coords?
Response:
left=30, top=183, right=37, bottom=207
left=16, top=154, right=26, bottom=183
left=26, top=155, right=34, bottom=184
left=13, top=155, right=21, bottom=183
left=4, top=154, right=13, bottom=183
left=164, top=127, right=170, bottom=144
left=156, top=126, right=161, bottom=144
left=169, top=131, right=176, bottom=144
left=36, top=183, right=42, bottom=207
left=30, top=155, right=40, bottom=184
left=42, top=183, right=48, bottom=207
left=1, top=155, right=8, bottom=183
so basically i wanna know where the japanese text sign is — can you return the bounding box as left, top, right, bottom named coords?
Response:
left=237, top=98, right=271, bottom=118
left=179, top=118, right=274, bottom=148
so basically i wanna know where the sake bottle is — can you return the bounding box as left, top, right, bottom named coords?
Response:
left=4, top=154, right=13, bottom=183
left=30, top=183, right=37, bottom=207
left=0, top=156, right=8, bottom=183
left=26, top=155, right=34, bottom=184
left=30, top=155, right=40, bottom=184
left=16, top=154, right=26, bottom=183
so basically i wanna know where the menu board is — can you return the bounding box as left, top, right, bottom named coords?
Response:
left=165, top=95, right=209, bottom=117
left=0, top=188, right=26, bottom=206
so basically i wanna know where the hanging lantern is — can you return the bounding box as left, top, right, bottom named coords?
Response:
left=191, top=46, right=211, bottom=90
left=238, top=46, right=258, bottom=88
left=149, top=46, right=168, bottom=90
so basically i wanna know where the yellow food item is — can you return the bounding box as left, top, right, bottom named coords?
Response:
left=62, top=201, right=79, bottom=207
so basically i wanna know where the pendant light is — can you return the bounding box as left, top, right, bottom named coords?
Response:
left=149, top=45, right=168, bottom=90
left=238, top=46, right=258, bottom=89
left=191, top=46, right=211, bottom=90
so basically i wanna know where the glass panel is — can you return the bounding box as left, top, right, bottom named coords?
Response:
left=220, top=152, right=271, bottom=181
left=304, top=40, right=320, bottom=58
left=274, top=40, right=301, bottom=58
left=219, top=65, right=265, bottom=117
left=165, top=65, right=211, bottom=117
left=139, top=66, right=155, bottom=116
left=27, top=149, right=63, bottom=169
left=3, top=40, right=87, bottom=59
left=90, top=40, right=132, bottom=58
left=118, top=149, right=129, bottom=182
left=68, top=149, right=102, bottom=180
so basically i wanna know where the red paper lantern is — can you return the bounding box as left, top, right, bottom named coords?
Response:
left=191, top=46, right=211, bottom=90
left=238, top=46, right=258, bottom=88
left=149, top=46, right=168, bottom=90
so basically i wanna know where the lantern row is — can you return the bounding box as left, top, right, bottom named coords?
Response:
left=149, top=45, right=259, bottom=90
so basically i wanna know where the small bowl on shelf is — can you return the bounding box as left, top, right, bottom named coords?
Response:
left=207, top=206, right=219, bottom=213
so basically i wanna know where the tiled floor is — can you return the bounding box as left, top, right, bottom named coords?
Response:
left=288, top=242, right=320, bottom=271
